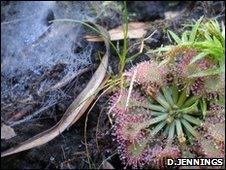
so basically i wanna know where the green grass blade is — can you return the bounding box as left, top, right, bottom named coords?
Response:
left=189, top=52, right=209, bottom=65
left=168, top=30, right=181, bottom=44
left=189, top=16, right=203, bottom=42
left=149, top=46, right=172, bottom=53
left=210, top=19, right=221, bottom=33
left=181, top=31, right=188, bottom=43
left=213, top=36, right=223, bottom=48
left=50, top=19, right=120, bottom=57
left=204, top=31, right=213, bottom=41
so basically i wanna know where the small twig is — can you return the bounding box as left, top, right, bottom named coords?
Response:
left=60, top=157, right=76, bottom=165
left=144, top=29, right=157, bottom=41
left=61, top=145, right=71, bottom=169
left=72, top=151, right=86, bottom=156
left=61, top=146, right=67, bottom=160
left=95, top=108, right=104, bottom=153
left=139, top=40, right=144, bottom=53
left=84, top=81, right=113, bottom=168
left=95, top=97, right=111, bottom=153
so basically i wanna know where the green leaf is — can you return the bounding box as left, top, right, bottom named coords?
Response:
left=222, top=25, right=225, bottom=38
left=204, top=31, right=213, bottom=41
left=162, top=86, right=174, bottom=107
left=184, top=126, right=195, bottom=144
left=175, top=119, right=184, bottom=137
left=149, top=114, right=168, bottom=125
left=172, top=85, right=179, bottom=104
left=148, top=103, right=167, bottom=112
left=213, top=36, right=223, bottom=48
left=177, top=88, right=188, bottom=107
left=151, top=121, right=167, bottom=136
left=182, top=115, right=202, bottom=126
left=181, top=119, right=198, bottom=138
left=189, top=52, right=209, bottom=65
left=178, top=100, right=199, bottom=113
left=182, top=96, right=199, bottom=108
left=189, top=16, right=203, bottom=42
left=210, top=19, right=221, bottom=33
left=168, top=30, right=181, bottom=44
left=200, top=99, right=207, bottom=117
left=181, top=31, right=188, bottom=43
left=150, top=46, right=172, bottom=53
left=163, top=125, right=170, bottom=137
left=156, top=92, right=171, bottom=110
left=186, top=106, right=200, bottom=115
left=168, top=121, right=176, bottom=140
left=151, top=111, right=166, bottom=116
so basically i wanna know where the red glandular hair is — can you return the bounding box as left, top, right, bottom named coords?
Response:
left=195, top=115, right=225, bottom=158
left=175, top=49, right=221, bottom=99
left=124, top=61, right=167, bottom=87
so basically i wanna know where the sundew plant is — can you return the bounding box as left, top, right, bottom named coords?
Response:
left=109, top=18, right=225, bottom=169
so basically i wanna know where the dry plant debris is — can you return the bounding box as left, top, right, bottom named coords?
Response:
left=85, top=22, right=148, bottom=41
left=1, top=23, right=110, bottom=157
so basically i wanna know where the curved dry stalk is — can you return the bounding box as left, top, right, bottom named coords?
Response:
left=84, top=81, right=114, bottom=168
left=68, top=76, right=113, bottom=128
left=1, top=23, right=110, bottom=157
